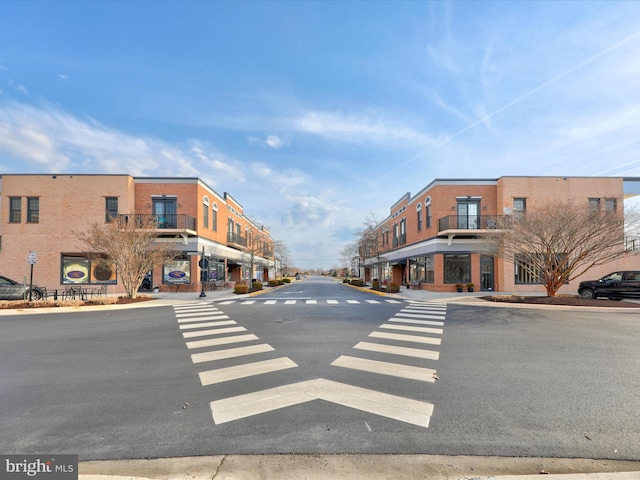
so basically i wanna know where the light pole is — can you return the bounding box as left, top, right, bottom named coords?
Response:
left=199, top=246, right=207, bottom=298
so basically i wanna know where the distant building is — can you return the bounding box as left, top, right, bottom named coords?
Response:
left=359, top=176, right=640, bottom=294
left=0, top=174, right=275, bottom=294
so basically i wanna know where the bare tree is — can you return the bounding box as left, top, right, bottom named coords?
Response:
left=357, top=213, right=388, bottom=281
left=485, top=200, right=640, bottom=297
left=77, top=215, right=176, bottom=298
left=273, top=240, right=290, bottom=279
left=340, top=241, right=359, bottom=277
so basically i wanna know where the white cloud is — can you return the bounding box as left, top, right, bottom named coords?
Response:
left=8, top=79, right=28, bottom=95
left=294, top=110, right=440, bottom=147
left=248, top=134, right=290, bottom=149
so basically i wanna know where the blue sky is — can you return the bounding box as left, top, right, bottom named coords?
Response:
left=2, top=1, right=640, bottom=269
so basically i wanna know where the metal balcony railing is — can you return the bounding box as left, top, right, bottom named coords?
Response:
left=124, top=214, right=196, bottom=231
left=438, top=215, right=502, bottom=232
left=227, top=232, right=247, bottom=248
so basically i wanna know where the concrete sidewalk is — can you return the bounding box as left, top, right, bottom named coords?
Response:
left=78, top=455, right=640, bottom=480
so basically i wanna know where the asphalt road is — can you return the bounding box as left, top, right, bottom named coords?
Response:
left=1, top=277, right=639, bottom=461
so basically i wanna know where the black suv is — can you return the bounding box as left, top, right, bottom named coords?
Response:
left=578, top=271, right=640, bottom=300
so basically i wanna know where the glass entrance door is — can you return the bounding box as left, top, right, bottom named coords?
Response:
left=481, top=255, right=494, bottom=291
left=457, top=201, right=479, bottom=229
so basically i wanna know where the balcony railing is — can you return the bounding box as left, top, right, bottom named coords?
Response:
left=124, top=214, right=196, bottom=231
left=227, top=232, right=247, bottom=248
left=438, top=215, right=503, bottom=232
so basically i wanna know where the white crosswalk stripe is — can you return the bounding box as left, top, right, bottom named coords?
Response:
left=199, top=358, right=298, bottom=386
left=191, top=344, right=275, bottom=363
left=186, top=334, right=259, bottom=350
left=172, top=301, right=445, bottom=428
left=179, top=320, right=238, bottom=330
left=210, top=299, right=408, bottom=305
left=379, top=324, right=444, bottom=335
left=353, top=341, right=440, bottom=360
left=332, top=355, right=438, bottom=382
left=182, top=326, right=247, bottom=338
left=178, top=315, right=230, bottom=323
left=209, top=378, right=433, bottom=427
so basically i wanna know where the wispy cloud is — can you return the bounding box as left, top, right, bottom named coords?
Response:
left=8, top=79, right=28, bottom=95
left=294, top=110, right=439, bottom=147
left=248, top=134, right=290, bottom=149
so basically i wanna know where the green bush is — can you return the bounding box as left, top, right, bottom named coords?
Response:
left=252, top=281, right=263, bottom=290
left=234, top=284, right=249, bottom=294
left=283, top=277, right=292, bottom=283
left=268, top=280, right=280, bottom=287
left=343, top=278, right=350, bottom=283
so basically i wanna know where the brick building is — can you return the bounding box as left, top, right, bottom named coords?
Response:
left=0, top=174, right=275, bottom=294
left=359, top=176, right=640, bottom=294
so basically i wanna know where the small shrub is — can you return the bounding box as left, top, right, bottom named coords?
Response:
left=343, top=278, right=350, bottom=283
left=350, top=279, right=359, bottom=286
left=372, top=280, right=380, bottom=290
left=389, top=282, right=400, bottom=293
left=283, top=278, right=292, bottom=283
left=268, top=280, right=280, bottom=287
left=234, top=284, right=249, bottom=294
left=252, top=281, right=263, bottom=290
left=358, top=280, right=365, bottom=287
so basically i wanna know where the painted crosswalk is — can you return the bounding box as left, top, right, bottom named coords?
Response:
left=215, top=298, right=403, bottom=305
left=172, top=300, right=446, bottom=429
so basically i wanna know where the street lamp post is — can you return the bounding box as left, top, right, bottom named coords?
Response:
left=199, top=246, right=207, bottom=298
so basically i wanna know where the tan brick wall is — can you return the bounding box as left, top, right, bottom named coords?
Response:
left=0, top=174, right=133, bottom=291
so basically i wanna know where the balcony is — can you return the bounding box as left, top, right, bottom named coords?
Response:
left=438, top=215, right=503, bottom=245
left=124, top=214, right=196, bottom=233
left=227, top=232, right=247, bottom=249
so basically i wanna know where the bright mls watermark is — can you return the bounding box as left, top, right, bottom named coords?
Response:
left=1, top=455, right=78, bottom=480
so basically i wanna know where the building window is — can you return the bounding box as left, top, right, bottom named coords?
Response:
left=399, top=218, right=406, bottom=245
left=9, top=197, right=21, bottom=223
left=212, top=203, right=218, bottom=231
left=62, top=254, right=117, bottom=285
left=410, top=255, right=434, bottom=284
left=514, top=256, right=543, bottom=284
left=417, top=210, right=422, bottom=232
left=105, top=197, right=118, bottom=222
left=153, top=198, right=177, bottom=228
left=426, top=205, right=432, bottom=228
left=457, top=200, right=480, bottom=229
left=26, top=197, right=39, bottom=223
left=163, top=255, right=191, bottom=285
left=203, top=204, right=209, bottom=228
left=605, top=198, right=617, bottom=212
left=444, top=254, right=471, bottom=284
left=514, top=198, right=526, bottom=219
left=588, top=198, right=601, bottom=212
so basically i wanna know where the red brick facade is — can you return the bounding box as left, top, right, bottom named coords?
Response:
left=361, top=177, right=640, bottom=294
left=0, top=174, right=274, bottom=295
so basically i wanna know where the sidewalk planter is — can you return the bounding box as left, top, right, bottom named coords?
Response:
left=467, top=283, right=474, bottom=292
left=388, top=282, right=400, bottom=293
left=372, top=280, right=380, bottom=290
left=456, top=284, right=463, bottom=292
left=234, top=284, right=248, bottom=294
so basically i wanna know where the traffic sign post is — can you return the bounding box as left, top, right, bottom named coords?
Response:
left=28, top=251, right=37, bottom=302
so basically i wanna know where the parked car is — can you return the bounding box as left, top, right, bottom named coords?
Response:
left=0, top=275, right=45, bottom=300
left=578, top=271, right=640, bottom=300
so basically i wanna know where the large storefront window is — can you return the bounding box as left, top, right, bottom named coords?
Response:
left=409, top=255, right=434, bottom=283
left=444, top=254, right=471, bottom=284
left=163, top=255, right=191, bottom=284
left=514, top=255, right=543, bottom=284
left=62, top=254, right=117, bottom=284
